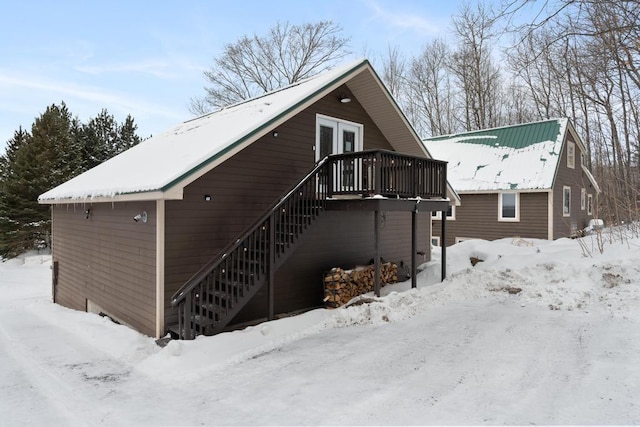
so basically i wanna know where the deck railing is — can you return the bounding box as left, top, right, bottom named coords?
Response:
left=326, top=149, right=447, bottom=199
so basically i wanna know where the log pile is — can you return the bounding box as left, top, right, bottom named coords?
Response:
left=323, top=262, right=398, bottom=308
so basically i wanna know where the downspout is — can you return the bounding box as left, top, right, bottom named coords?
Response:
left=50, top=205, right=57, bottom=303
left=155, top=199, right=165, bottom=338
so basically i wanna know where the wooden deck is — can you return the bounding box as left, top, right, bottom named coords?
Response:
left=170, top=150, right=449, bottom=339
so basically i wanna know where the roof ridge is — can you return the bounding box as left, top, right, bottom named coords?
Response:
left=425, top=117, right=565, bottom=140
left=185, top=58, right=368, bottom=125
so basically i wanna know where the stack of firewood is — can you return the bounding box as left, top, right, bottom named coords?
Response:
left=323, top=262, right=398, bottom=308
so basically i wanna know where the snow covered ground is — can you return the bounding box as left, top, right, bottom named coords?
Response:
left=1, top=231, right=640, bottom=425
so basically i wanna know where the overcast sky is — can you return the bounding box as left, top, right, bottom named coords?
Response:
left=0, top=0, right=469, bottom=153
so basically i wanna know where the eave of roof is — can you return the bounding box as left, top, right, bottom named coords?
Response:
left=39, top=58, right=461, bottom=206
left=38, top=59, right=370, bottom=203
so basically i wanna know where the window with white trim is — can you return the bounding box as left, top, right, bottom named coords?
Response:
left=587, top=194, right=593, bottom=215
left=563, top=186, right=571, bottom=217
left=499, top=192, right=519, bottom=221
left=431, top=236, right=440, bottom=247
left=581, top=188, right=586, bottom=210
left=567, top=141, right=575, bottom=169
left=431, top=205, right=455, bottom=220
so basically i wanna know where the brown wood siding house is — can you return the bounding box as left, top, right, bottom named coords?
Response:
left=52, top=201, right=157, bottom=335
left=425, top=119, right=600, bottom=247
left=39, top=59, right=456, bottom=339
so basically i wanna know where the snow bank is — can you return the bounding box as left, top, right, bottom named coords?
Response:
left=2, top=230, right=640, bottom=425
left=140, top=233, right=640, bottom=379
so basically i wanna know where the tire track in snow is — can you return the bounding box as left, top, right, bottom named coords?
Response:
left=0, top=305, right=129, bottom=425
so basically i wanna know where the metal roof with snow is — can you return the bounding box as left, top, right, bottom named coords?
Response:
left=423, top=118, right=598, bottom=193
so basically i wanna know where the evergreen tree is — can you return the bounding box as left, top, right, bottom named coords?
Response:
left=0, top=103, right=81, bottom=258
left=78, top=110, right=141, bottom=170
left=116, top=114, right=141, bottom=154
left=0, top=128, right=31, bottom=258
left=0, top=103, right=142, bottom=259
left=78, top=108, right=117, bottom=170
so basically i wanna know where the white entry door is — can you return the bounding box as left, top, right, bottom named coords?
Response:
left=316, top=116, right=363, bottom=193
left=315, top=116, right=362, bottom=160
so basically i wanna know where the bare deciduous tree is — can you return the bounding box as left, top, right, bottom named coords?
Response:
left=190, top=21, right=350, bottom=115
left=501, top=0, right=640, bottom=225
left=450, top=3, right=502, bottom=131
left=381, top=45, right=406, bottom=99
left=407, top=38, right=455, bottom=136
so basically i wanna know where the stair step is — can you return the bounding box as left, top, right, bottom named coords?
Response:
left=200, top=289, right=244, bottom=304
left=192, top=315, right=217, bottom=335
left=166, top=323, right=181, bottom=339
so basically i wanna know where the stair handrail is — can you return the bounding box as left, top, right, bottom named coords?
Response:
left=170, top=156, right=330, bottom=306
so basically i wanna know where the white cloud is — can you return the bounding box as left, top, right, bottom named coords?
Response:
left=0, top=70, right=189, bottom=149
left=0, top=71, right=183, bottom=121
left=365, top=0, right=443, bottom=35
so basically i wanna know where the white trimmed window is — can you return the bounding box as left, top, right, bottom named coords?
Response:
left=563, top=186, right=571, bottom=217
left=587, top=194, right=593, bottom=215
left=567, top=141, right=575, bottom=169
left=431, top=236, right=440, bottom=247
left=431, top=205, right=455, bottom=220
left=581, top=188, right=586, bottom=210
left=499, top=192, right=519, bottom=222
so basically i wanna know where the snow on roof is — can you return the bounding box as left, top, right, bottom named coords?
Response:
left=39, top=59, right=369, bottom=202
left=424, top=119, right=568, bottom=192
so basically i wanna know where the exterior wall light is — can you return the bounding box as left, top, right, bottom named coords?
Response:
left=133, top=211, right=148, bottom=223
left=340, top=94, right=352, bottom=103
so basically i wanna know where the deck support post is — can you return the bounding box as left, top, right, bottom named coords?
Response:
left=268, top=214, right=275, bottom=320
left=441, top=209, right=447, bottom=281
left=374, top=210, right=381, bottom=297
left=411, top=209, right=417, bottom=288
left=374, top=151, right=382, bottom=195
left=184, top=292, right=193, bottom=340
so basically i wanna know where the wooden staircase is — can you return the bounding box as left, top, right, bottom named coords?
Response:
left=169, top=149, right=448, bottom=339
left=169, top=159, right=330, bottom=339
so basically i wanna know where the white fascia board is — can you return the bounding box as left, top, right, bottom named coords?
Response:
left=38, top=188, right=184, bottom=205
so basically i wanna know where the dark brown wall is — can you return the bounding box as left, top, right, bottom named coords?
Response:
left=233, top=211, right=432, bottom=322
left=553, top=132, right=597, bottom=238
left=433, top=192, right=549, bottom=246
left=51, top=201, right=157, bottom=336
left=164, top=85, right=395, bottom=325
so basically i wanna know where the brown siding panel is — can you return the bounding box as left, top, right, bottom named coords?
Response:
left=164, top=86, right=418, bottom=327
left=232, top=211, right=432, bottom=323
left=553, top=132, right=597, bottom=238
left=52, top=202, right=157, bottom=336
left=433, top=192, right=549, bottom=246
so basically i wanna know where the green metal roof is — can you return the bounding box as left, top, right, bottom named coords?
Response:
left=427, top=119, right=563, bottom=150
